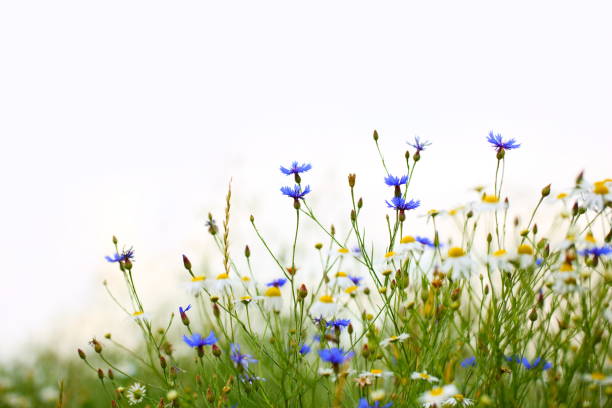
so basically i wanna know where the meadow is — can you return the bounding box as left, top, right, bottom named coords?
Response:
left=2, top=131, right=610, bottom=408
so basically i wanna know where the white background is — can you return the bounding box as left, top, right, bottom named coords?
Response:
left=1, top=1, right=610, bottom=359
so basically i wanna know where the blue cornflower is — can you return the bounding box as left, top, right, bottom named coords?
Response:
left=535, top=258, right=544, bottom=266
left=487, top=131, right=520, bottom=151
left=183, top=331, right=217, bottom=348
left=349, top=275, right=363, bottom=286
left=416, top=236, right=435, bottom=248
left=230, top=344, right=258, bottom=370
left=326, top=319, right=351, bottom=330
left=579, top=245, right=612, bottom=257
left=266, top=278, right=288, bottom=288
left=299, top=344, right=312, bottom=355
left=384, top=174, right=408, bottom=187
left=280, top=161, right=312, bottom=176
left=179, top=304, right=192, bottom=325
left=358, top=398, right=393, bottom=408
left=407, top=136, right=431, bottom=152
left=519, top=357, right=552, bottom=371
left=105, top=247, right=135, bottom=263
left=460, top=356, right=476, bottom=367
left=385, top=197, right=421, bottom=211
left=280, top=184, right=311, bottom=200
left=318, top=347, right=355, bottom=365
left=179, top=304, right=192, bottom=315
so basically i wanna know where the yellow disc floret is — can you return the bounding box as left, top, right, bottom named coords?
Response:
left=192, top=276, right=206, bottom=282
left=482, top=194, right=500, bottom=203
left=447, top=247, right=466, bottom=258
left=264, top=287, right=281, bottom=297
left=493, top=249, right=507, bottom=257
left=517, top=244, right=534, bottom=255
left=319, top=295, right=334, bottom=303
left=593, top=181, right=609, bottom=195
left=400, top=235, right=416, bottom=244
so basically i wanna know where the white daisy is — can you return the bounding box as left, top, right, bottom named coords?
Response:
left=359, top=369, right=394, bottom=379
left=550, top=263, right=583, bottom=294
left=310, top=295, right=338, bottom=319
left=184, top=275, right=207, bottom=295
left=208, top=273, right=236, bottom=294
left=443, top=393, right=474, bottom=406
left=487, top=249, right=513, bottom=270
left=329, top=271, right=356, bottom=290
left=473, top=194, right=507, bottom=213
left=515, top=244, right=536, bottom=268
left=581, top=372, right=612, bottom=385
left=263, top=286, right=283, bottom=312
left=131, top=311, right=150, bottom=322
left=126, top=382, right=146, bottom=405
left=380, top=333, right=410, bottom=347
left=411, top=371, right=440, bottom=383
left=397, top=235, right=425, bottom=253
left=574, top=179, right=612, bottom=211
left=441, top=247, right=474, bottom=280
left=419, top=384, right=459, bottom=407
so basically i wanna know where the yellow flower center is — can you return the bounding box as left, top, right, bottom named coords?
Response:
left=493, top=249, right=507, bottom=257
left=419, top=373, right=430, bottom=379
left=216, top=273, right=229, bottom=280
left=370, top=369, right=382, bottom=374
left=556, top=193, right=568, bottom=199
left=240, top=296, right=252, bottom=301
left=517, top=244, right=534, bottom=255
left=401, top=235, right=416, bottom=244
left=585, top=232, right=596, bottom=244
left=382, top=269, right=393, bottom=276
left=559, top=263, right=573, bottom=272
left=593, top=181, right=609, bottom=195
left=241, top=276, right=251, bottom=281
left=591, top=372, right=605, bottom=381
left=428, top=209, right=439, bottom=216
left=448, top=247, right=466, bottom=258
left=336, top=271, right=348, bottom=277
left=345, top=286, right=358, bottom=294
left=453, top=394, right=464, bottom=402
left=389, top=335, right=398, bottom=341
left=192, top=276, right=206, bottom=282
left=264, top=287, right=281, bottom=297
left=132, top=311, right=143, bottom=316
left=338, top=248, right=349, bottom=254
left=430, top=387, right=444, bottom=396
left=319, top=295, right=334, bottom=303
left=482, top=194, right=500, bottom=203
left=449, top=209, right=458, bottom=215
left=384, top=251, right=396, bottom=258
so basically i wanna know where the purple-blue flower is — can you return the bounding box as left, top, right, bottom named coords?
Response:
left=460, top=356, right=476, bottom=367
left=179, top=304, right=192, bottom=315
left=349, top=275, right=363, bottom=286
left=487, top=131, right=520, bottom=151
left=183, top=331, right=217, bottom=348
left=280, top=161, right=312, bottom=176
left=384, top=174, right=408, bottom=187
left=416, top=236, right=435, bottom=248
left=578, top=246, right=612, bottom=257
left=326, top=319, right=351, bottom=330
left=318, top=347, right=355, bottom=364
left=299, top=344, right=311, bottom=355
left=105, top=247, right=135, bottom=263
left=266, top=278, right=288, bottom=288
left=519, top=357, right=552, bottom=370
left=358, top=399, right=393, bottom=408
left=230, top=344, right=258, bottom=370
left=386, top=197, right=421, bottom=211
left=280, top=184, right=311, bottom=200
left=407, top=136, right=431, bottom=152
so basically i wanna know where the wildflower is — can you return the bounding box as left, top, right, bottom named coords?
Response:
left=516, top=244, right=536, bottom=268
left=419, top=384, right=459, bottom=407
left=181, top=275, right=207, bottom=296
left=487, top=249, right=513, bottom=270
left=397, top=235, right=432, bottom=253
left=407, top=136, right=432, bottom=152
left=474, top=194, right=507, bottom=212
left=266, top=278, right=288, bottom=287
left=179, top=304, right=191, bottom=325
left=326, top=319, right=351, bottom=331
left=550, top=263, right=582, bottom=294
left=382, top=250, right=404, bottom=263
left=280, top=161, right=312, bottom=176
left=486, top=131, right=520, bottom=152
left=441, top=247, right=474, bottom=280
left=240, top=374, right=267, bottom=384
left=581, top=372, right=612, bottom=385
left=234, top=295, right=262, bottom=309
left=384, top=174, right=408, bottom=188
left=357, top=398, right=393, bottom=408
left=574, top=178, right=612, bottom=211
left=354, top=376, right=373, bottom=388
left=318, top=347, right=355, bottom=365
left=416, top=236, right=436, bottom=248
left=460, top=356, right=476, bottom=368
left=131, top=311, right=150, bottom=322
left=280, top=184, right=311, bottom=200
left=105, top=247, right=135, bottom=263
left=209, top=273, right=235, bottom=293
left=310, top=295, right=338, bottom=318
left=329, top=271, right=355, bottom=289
left=379, top=333, right=410, bottom=347
left=579, top=245, right=612, bottom=257
left=205, top=217, right=218, bottom=235
left=518, top=357, right=552, bottom=370
left=329, top=247, right=352, bottom=259
left=183, top=331, right=217, bottom=348
left=263, top=285, right=283, bottom=311
left=411, top=371, right=440, bottom=383
left=386, top=197, right=421, bottom=212
left=360, top=369, right=394, bottom=379
left=299, top=344, right=311, bottom=355
left=126, top=383, right=146, bottom=405
left=444, top=394, right=475, bottom=406
left=230, top=344, right=258, bottom=371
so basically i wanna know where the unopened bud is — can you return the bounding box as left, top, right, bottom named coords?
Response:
left=541, top=184, right=551, bottom=197
left=487, top=233, right=492, bottom=243
left=405, top=150, right=410, bottom=160
left=206, top=388, right=215, bottom=403
left=315, top=242, right=323, bottom=250
left=357, top=197, right=363, bottom=209
left=212, top=303, right=220, bottom=319
left=351, top=209, right=357, bottom=222
left=112, top=235, right=118, bottom=245
left=107, top=369, right=114, bottom=380
left=298, top=284, right=308, bottom=299
left=414, top=151, right=421, bottom=162
left=348, top=323, right=354, bottom=335
left=244, top=245, right=250, bottom=258
left=160, top=355, right=167, bottom=369
left=373, top=129, right=379, bottom=141
left=532, top=224, right=538, bottom=235
left=362, top=344, right=370, bottom=358
left=348, top=173, right=356, bottom=188
left=212, top=344, right=222, bottom=358
left=182, top=255, right=192, bottom=271
left=97, top=368, right=104, bottom=380
left=78, top=348, right=86, bottom=360
left=496, top=149, right=505, bottom=160
left=529, top=308, right=538, bottom=322
left=250, top=215, right=254, bottom=222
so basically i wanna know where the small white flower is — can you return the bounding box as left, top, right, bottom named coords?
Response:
left=310, top=295, right=338, bottom=319
left=443, top=393, right=474, bottom=406
left=441, top=247, right=474, bottom=280
left=487, top=249, right=513, bottom=270
left=411, top=371, right=440, bottom=383
left=380, top=333, right=410, bottom=347
left=263, top=286, right=283, bottom=312
left=581, top=372, right=612, bottom=385
left=126, top=382, right=146, bottom=405
left=329, top=271, right=357, bottom=290
left=550, top=263, right=583, bottom=294
left=397, top=235, right=426, bottom=253
left=419, top=384, right=459, bottom=407
left=574, top=179, right=612, bottom=212
left=183, top=275, right=207, bottom=295
left=131, top=311, right=150, bottom=322
left=208, top=273, right=236, bottom=294
left=472, top=194, right=507, bottom=213
left=359, top=369, right=394, bottom=379
left=515, top=244, right=536, bottom=268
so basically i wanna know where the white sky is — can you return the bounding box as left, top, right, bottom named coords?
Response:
left=0, top=1, right=611, bottom=360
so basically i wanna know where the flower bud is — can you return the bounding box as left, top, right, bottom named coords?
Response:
left=298, top=284, right=308, bottom=300
left=348, top=173, right=356, bottom=188
left=361, top=344, right=370, bottom=358
left=107, top=369, right=114, bottom=380
left=160, top=355, right=167, bottom=369
left=212, top=303, right=220, bottom=319
left=97, top=368, right=104, bottom=380
left=373, top=129, right=379, bottom=141
left=78, top=348, right=87, bottom=360
left=405, top=150, right=410, bottom=160
left=250, top=214, right=254, bottom=222
left=90, top=338, right=103, bottom=354
left=414, top=151, right=421, bottom=162
left=206, top=387, right=215, bottom=403
left=315, top=242, right=323, bottom=250
left=351, top=209, right=357, bottom=222
left=357, top=197, right=363, bottom=209
left=487, top=233, right=492, bottom=243
left=167, top=390, right=178, bottom=401
left=112, top=235, right=118, bottom=245
left=541, top=184, right=551, bottom=197
left=529, top=308, right=538, bottom=322
left=212, top=344, right=222, bottom=358
left=496, top=149, right=505, bottom=160
left=197, top=345, right=204, bottom=358
left=182, top=255, right=192, bottom=271
left=244, top=245, right=250, bottom=258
